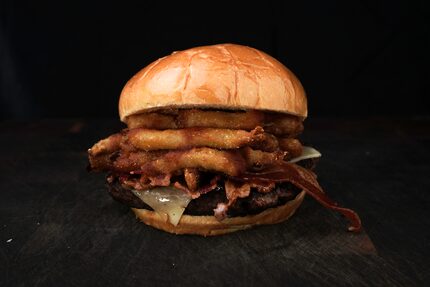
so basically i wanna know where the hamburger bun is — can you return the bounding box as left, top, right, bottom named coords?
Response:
left=119, top=44, right=307, bottom=121
left=131, top=190, right=306, bottom=236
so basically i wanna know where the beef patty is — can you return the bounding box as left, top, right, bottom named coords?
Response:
left=107, top=179, right=301, bottom=217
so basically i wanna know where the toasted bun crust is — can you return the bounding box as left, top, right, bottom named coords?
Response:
left=131, top=190, right=305, bottom=236
left=119, top=44, right=307, bottom=121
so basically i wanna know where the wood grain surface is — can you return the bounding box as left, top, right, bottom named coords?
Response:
left=0, top=118, right=428, bottom=286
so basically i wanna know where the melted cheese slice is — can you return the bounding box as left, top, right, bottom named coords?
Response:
left=131, top=187, right=192, bottom=226
left=288, top=146, right=322, bottom=163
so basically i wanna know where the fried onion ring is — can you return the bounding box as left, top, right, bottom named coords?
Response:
left=88, top=133, right=122, bottom=156
left=278, top=138, right=303, bottom=159
left=127, top=127, right=278, bottom=152
left=126, top=113, right=177, bottom=129
left=89, top=146, right=287, bottom=175
left=88, top=149, right=163, bottom=172
left=241, top=147, right=286, bottom=169
left=177, top=109, right=264, bottom=130
left=125, top=109, right=303, bottom=136
left=139, top=147, right=246, bottom=176
left=263, top=115, right=304, bottom=136
left=138, top=147, right=246, bottom=176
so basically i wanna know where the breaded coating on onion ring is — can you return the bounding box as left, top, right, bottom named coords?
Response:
left=126, top=127, right=278, bottom=152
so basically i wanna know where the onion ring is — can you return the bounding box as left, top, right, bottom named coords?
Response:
left=127, top=127, right=278, bottom=152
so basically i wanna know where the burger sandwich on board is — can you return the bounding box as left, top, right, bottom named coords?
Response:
left=88, top=44, right=361, bottom=236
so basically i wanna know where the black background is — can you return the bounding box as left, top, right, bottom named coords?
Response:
left=1, top=0, right=428, bottom=120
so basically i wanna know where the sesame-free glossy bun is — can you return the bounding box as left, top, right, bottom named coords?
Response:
left=131, top=190, right=305, bottom=236
left=119, top=44, right=307, bottom=121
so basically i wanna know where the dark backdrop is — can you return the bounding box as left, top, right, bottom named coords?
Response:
left=1, top=0, right=428, bottom=119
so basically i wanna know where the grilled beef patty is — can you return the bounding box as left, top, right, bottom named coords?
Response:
left=107, top=179, right=301, bottom=217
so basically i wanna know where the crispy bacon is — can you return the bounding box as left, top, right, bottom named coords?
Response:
left=225, top=181, right=251, bottom=203
left=147, top=173, right=171, bottom=186
left=250, top=181, right=276, bottom=193
left=121, top=173, right=172, bottom=190
left=173, top=176, right=220, bottom=199
left=213, top=180, right=251, bottom=220
left=184, top=168, right=199, bottom=191
left=232, top=163, right=362, bottom=232
left=119, top=172, right=220, bottom=199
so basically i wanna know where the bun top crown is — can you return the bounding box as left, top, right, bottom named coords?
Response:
left=119, top=44, right=307, bottom=121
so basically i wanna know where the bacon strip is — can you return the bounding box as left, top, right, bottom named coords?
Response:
left=184, top=168, right=199, bottom=191
left=120, top=173, right=172, bottom=191
left=225, top=181, right=251, bottom=203
left=173, top=176, right=221, bottom=199
left=233, top=163, right=362, bottom=232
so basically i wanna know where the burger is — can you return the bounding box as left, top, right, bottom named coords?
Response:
left=88, top=44, right=361, bottom=236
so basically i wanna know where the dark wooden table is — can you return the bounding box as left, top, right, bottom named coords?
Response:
left=1, top=117, right=429, bottom=286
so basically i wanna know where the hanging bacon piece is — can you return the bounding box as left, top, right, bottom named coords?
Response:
left=232, top=163, right=362, bottom=232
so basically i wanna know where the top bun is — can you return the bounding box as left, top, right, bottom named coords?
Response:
left=119, top=44, right=307, bottom=121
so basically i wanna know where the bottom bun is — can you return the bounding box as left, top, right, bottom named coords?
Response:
left=131, top=190, right=305, bottom=236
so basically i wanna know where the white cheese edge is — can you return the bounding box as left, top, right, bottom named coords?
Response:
left=288, top=146, right=322, bottom=163
left=131, top=187, right=192, bottom=226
